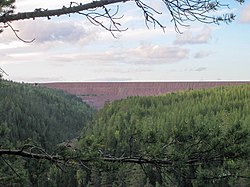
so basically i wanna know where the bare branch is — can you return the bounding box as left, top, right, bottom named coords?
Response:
left=5, top=22, right=35, bottom=43
left=75, top=3, right=128, bottom=38
left=0, top=156, right=21, bottom=179
left=1, top=145, right=249, bottom=183
left=135, top=0, right=166, bottom=31
left=0, top=0, right=241, bottom=36
left=0, top=147, right=173, bottom=166
left=0, top=149, right=62, bottom=161
left=0, top=67, right=8, bottom=76
left=0, top=0, right=132, bottom=23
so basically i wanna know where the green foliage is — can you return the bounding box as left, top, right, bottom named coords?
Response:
left=0, top=0, right=15, bottom=9
left=0, top=80, right=94, bottom=150
left=0, top=0, right=15, bottom=29
left=1, top=80, right=250, bottom=186
left=0, top=80, right=94, bottom=186
left=0, top=0, right=14, bottom=33
left=80, top=84, right=250, bottom=186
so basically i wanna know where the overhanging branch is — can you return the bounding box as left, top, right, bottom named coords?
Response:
left=1, top=146, right=250, bottom=182
left=0, top=0, right=242, bottom=41
left=0, top=149, right=62, bottom=161
left=0, top=148, right=173, bottom=166
left=0, top=0, right=132, bottom=23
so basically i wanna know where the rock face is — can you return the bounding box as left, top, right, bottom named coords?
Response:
left=41, top=82, right=250, bottom=109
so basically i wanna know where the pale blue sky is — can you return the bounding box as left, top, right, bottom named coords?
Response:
left=0, top=0, right=249, bottom=82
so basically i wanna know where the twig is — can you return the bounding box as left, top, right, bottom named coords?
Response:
left=0, top=155, right=21, bottom=179
left=0, top=67, right=8, bottom=76
left=135, top=0, right=166, bottom=31
left=75, top=2, right=127, bottom=38
left=5, top=21, right=35, bottom=43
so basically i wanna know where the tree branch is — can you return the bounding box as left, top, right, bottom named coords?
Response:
left=1, top=146, right=249, bottom=182
left=0, top=67, right=8, bottom=76
left=0, top=0, right=243, bottom=42
left=0, top=148, right=173, bottom=165
left=0, top=0, right=240, bottom=30
left=0, top=156, right=21, bottom=179
left=5, top=21, right=35, bottom=43
left=0, top=149, right=62, bottom=161
left=0, top=0, right=132, bottom=23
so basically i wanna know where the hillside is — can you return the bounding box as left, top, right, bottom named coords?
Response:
left=0, top=80, right=94, bottom=150
left=41, top=81, right=250, bottom=109
left=79, top=84, right=250, bottom=186
left=0, top=80, right=94, bottom=186
left=1, top=81, right=250, bottom=186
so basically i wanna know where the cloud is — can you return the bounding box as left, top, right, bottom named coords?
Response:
left=240, top=2, right=250, bottom=23
left=0, top=41, right=28, bottom=50
left=126, top=44, right=189, bottom=63
left=171, top=67, right=207, bottom=73
left=0, top=50, right=43, bottom=64
left=99, top=66, right=152, bottom=74
left=8, top=76, right=64, bottom=83
left=48, top=44, right=189, bottom=65
left=1, top=19, right=96, bottom=44
left=14, top=0, right=91, bottom=12
left=88, top=77, right=133, bottom=82
left=194, top=51, right=211, bottom=59
left=194, top=67, right=207, bottom=72
left=174, top=26, right=212, bottom=45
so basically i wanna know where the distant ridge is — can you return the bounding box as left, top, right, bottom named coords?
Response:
left=40, top=81, right=250, bottom=109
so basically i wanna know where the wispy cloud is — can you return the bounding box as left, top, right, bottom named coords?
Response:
left=14, top=0, right=89, bottom=12
left=194, top=67, right=207, bottom=72
left=7, top=76, right=64, bottom=83
left=174, top=26, right=212, bottom=45
left=170, top=67, right=208, bottom=73
left=48, top=44, right=189, bottom=65
left=88, top=77, right=133, bottom=82
left=98, top=66, right=152, bottom=74
left=0, top=41, right=28, bottom=49
left=3, top=20, right=92, bottom=43
left=126, top=44, right=189, bottom=64
left=240, top=2, right=250, bottom=23
left=194, top=51, right=211, bottom=59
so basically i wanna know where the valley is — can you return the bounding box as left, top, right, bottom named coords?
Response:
left=41, top=81, right=250, bottom=109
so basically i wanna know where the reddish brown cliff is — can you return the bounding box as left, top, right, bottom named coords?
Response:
left=40, top=82, right=250, bottom=109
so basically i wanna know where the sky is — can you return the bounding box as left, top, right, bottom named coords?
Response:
left=0, top=0, right=250, bottom=82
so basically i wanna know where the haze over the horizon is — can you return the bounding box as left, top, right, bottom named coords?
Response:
left=1, top=0, right=250, bottom=83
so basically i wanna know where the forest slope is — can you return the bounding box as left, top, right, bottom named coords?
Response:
left=41, top=81, right=250, bottom=109
left=0, top=80, right=94, bottom=186
left=79, top=84, right=250, bottom=186
left=1, top=81, right=250, bottom=186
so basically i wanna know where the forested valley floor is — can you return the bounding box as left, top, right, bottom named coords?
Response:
left=0, top=80, right=249, bottom=187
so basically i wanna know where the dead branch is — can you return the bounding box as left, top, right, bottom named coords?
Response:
left=71, top=2, right=128, bottom=38
left=0, top=148, right=172, bottom=165
left=5, top=21, right=35, bottom=43
left=0, top=0, right=241, bottom=34
left=1, top=146, right=250, bottom=182
left=0, top=0, right=132, bottom=23
left=0, top=156, right=21, bottom=178
left=135, top=0, right=166, bottom=31
left=0, top=0, right=131, bottom=39
left=0, top=149, right=62, bottom=161
left=0, top=67, right=8, bottom=77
